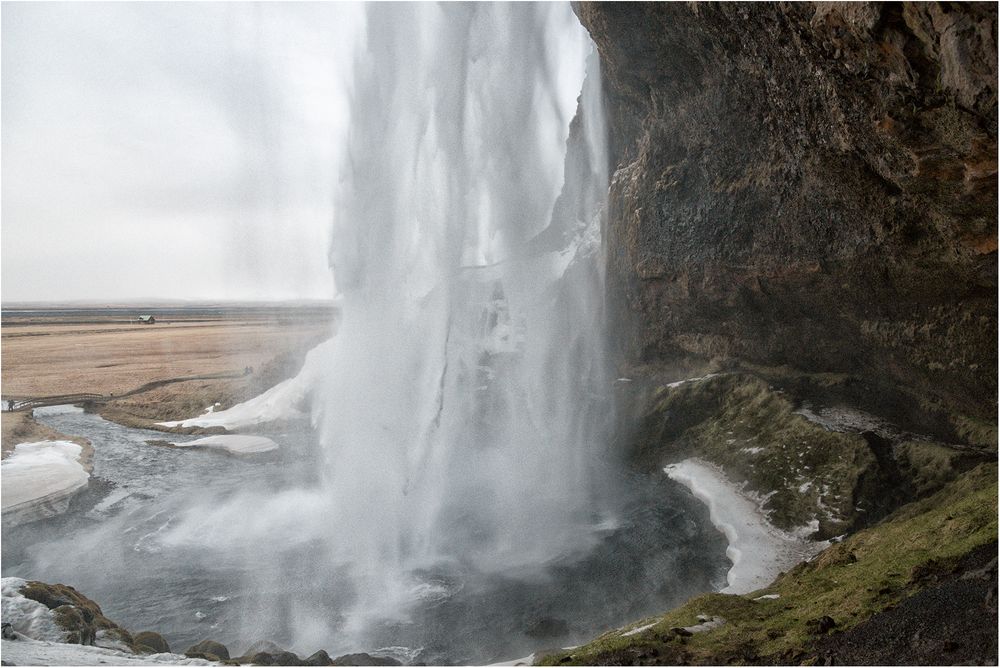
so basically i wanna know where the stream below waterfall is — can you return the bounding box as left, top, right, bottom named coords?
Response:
left=3, top=406, right=729, bottom=665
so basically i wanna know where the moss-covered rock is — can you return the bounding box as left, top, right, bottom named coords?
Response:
left=627, top=372, right=992, bottom=538
left=132, top=630, right=170, bottom=654
left=51, top=605, right=96, bottom=645
left=242, top=650, right=303, bottom=666
left=18, top=581, right=128, bottom=646
left=186, top=639, right=231, bottom=661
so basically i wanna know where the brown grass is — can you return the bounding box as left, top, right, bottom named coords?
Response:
left=2, top=319, right=331, bottom=398
left=2, top=311, right=334, bottom=446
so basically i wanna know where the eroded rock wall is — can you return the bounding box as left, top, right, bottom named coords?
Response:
left=577, top=2, right=997, bottom=438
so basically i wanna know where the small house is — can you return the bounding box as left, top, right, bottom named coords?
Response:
left=137, top=315, right=156, bottom=324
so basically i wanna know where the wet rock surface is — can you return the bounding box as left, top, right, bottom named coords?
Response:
left=329, top=652, right=402, bottom=666
left=185, top=639, right=231, bottom=661
left=576, top=2, right=997, bottom=437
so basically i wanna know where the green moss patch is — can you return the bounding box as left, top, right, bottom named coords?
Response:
left=627, top=373, right=991, bottom=539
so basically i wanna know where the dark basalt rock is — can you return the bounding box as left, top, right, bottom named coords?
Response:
left=243, top=650, right=303, bottom=666
left=186, top=639, right=231, bottom=661
left=303, top=650, right=336, bottom=666
left=330, top=653, right=402, bottom=666
left=575, top=2, right=998, bottom=439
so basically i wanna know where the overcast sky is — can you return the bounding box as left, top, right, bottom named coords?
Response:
left=2, top=2, right=364, bottom=303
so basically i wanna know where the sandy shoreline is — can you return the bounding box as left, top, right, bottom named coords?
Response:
left=665, top=458, right=828, bottom=595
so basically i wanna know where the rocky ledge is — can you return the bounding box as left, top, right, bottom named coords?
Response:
left=0, top=579, right=401, bottom=667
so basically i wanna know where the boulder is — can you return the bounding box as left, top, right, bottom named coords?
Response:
left=246, top=650, right=302, bottom=666
left=303, top=650, right=335, bottom=666
left=2, top=579, right=132, bottom=647
left=133, top=630, right=171, bottom=654
left=186, top=639, right=231, bottom=661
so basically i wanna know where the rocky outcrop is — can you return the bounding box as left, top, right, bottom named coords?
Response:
left=622, top=372, right=992, bottom=537
left=1, top=579, right=135, bottom=650
left=576, top=2, right=997, bottom=439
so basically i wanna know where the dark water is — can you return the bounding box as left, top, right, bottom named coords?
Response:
left=3, top=408, right=728, bottom=664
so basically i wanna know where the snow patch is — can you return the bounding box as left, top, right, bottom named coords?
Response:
left=1, top=578, right=65, bottom=642
left=489, top=653, right=535, bottom=666
left=665, top=373, right=718, bottom=389
left=0, top=636, right=214, bottom=666
left=1, top=441, right=90, bottom=525
left=621, top=622, right=656, bottom=637
left=158, top=340, right=333, bottom=430
left=683, top=615, right=725, bottom=634
left=168, top=435, right=279, bottom=455
left=665, top=459, right=828, bottom=594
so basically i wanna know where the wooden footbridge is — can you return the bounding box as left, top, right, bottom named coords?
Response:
left=2, top=371, right=246, bottom=413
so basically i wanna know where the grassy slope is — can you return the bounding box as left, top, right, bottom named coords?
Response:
left=539, top=462, right=997, bottom=665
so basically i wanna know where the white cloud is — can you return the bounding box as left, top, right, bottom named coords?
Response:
left=2, top=2, right=363, bottom=302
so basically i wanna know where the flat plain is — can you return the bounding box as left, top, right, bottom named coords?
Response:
left=1, top=304, right=337, bottom=446
left=2, top=305, right=335, bottom=398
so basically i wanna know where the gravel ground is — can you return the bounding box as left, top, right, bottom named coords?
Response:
left=812, top=541, right=998, bottom=665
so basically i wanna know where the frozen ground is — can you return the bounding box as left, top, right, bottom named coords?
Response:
left=1, top=440, right=90, bottom=525
left=665, top=458, right=828, bottom=594
left=0, top=637, right=214, bottom=666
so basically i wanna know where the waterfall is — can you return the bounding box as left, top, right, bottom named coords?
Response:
left=312, top=1, right=611, bottom=633
left=2, top=5, right=739, bottom=663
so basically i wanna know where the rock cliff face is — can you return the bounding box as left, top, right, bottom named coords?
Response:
left=576, top=2, right=997, bottom=439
